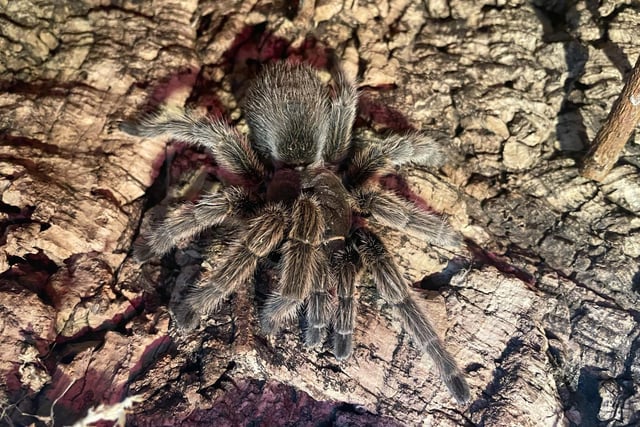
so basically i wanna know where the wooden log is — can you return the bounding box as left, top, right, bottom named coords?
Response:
left=581, top=55, right=640, bottom=181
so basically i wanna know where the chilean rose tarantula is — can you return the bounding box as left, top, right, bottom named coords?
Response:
left=122, top=61, right=470, bottom=404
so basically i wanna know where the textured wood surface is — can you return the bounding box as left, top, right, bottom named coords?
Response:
left=581, top=54, right=640, bottom=181
left=1, top=1, right=639, bottom=426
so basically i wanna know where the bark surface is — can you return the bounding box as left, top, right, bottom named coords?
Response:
left=1, top=1, right=639, bottom=426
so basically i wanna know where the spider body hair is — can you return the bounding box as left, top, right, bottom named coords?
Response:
left=122, top=61, right=471, bottom=404
left=244, top=63, right=330, bottom=165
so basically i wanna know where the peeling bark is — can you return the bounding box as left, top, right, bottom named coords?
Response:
left=1, top=1, right=639, bottom=426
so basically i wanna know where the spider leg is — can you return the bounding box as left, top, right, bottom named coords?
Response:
left=261, top=195, right=327, bottom=341
left=120, top=108, right=265, bottom=179
left=136, top=187, right=253, bottom=260
left=345, top=144, right=387, bottom=187
left=376, top=132, right=446, bottom=168
left=304, top=259, right=333, bottom=347
left=305, top=170, right=357, bottom=349
left=346, top=132, right=446, bottom=187
left=174, top=203, right=288, bottom=329
left=354, top=187, right=461, bottom=248
left=280, top=195, right=324, bottom=299
left=352, top=227, right=470, bottom=404
left=324, top=65, right=358, bottom=162
left=261, top=293, right=302, bottom=334
left=332, top=243, right=362, bottom=360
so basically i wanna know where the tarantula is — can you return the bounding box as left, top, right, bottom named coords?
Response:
left=122, top=61, right=470, bottom=404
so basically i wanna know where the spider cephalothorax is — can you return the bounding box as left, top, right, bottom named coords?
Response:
left=122, top=61, right=470, bottom=404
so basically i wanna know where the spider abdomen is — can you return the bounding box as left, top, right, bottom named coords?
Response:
left=244, top=62, right=331, bottom=165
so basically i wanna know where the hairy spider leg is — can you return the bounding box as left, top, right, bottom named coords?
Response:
left=260, top=292, right=301, bottom=334
left=331, top=243, right=362, bottom=360
left=136, top=187, right=253, bottom=260
left=344, top=144, right=388, bottom=188
left=354, top=187, right=461, bottom=248
left=175, top=204, right=288, bottom=329
left=375, top=132, right=446, bottom=167
left=352, top=227, right=471, bottom=404
left=120, top=109, right=265, bottom=179
left=262, top=195, right=325, bottom=335
left=345, top=132, right=447, bottom=187
left=304, top=259, right=333, bottom=347
left=324, top=64, right=359, bottom=162
left=308, top=170, right=355, bottom=349
left=280, top=195, right=325, bottom=299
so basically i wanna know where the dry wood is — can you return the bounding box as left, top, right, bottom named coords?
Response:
left=581, top=54, right=640, bottom=181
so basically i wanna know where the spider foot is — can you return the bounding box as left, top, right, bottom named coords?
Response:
left=172, top=303, right=200, bottom=331
left=333, top=333, right=353, bottom=360
left=304, top=326, right=326, bottom=348
left=132, top=235, right=155, bottom=263
left=446, top=373, right=471, bottom=405
left=261, top=293, right=300, bottom=335
left=118, top=119, right=143, bottom=136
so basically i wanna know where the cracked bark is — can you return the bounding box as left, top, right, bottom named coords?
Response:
left=1, top=0, right=639, bottom=426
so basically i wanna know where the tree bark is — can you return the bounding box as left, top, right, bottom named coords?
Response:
left=581, top=54, right=640, bottom=181
left=1, top=1, right=639, bottom=426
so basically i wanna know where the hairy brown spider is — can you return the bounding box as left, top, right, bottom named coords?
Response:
left=121, top=61, right=470, bottom=404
